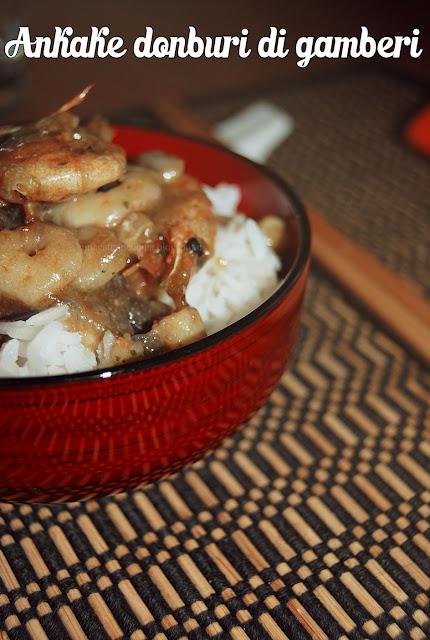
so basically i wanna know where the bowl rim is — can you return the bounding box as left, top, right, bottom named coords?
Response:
left=0, top=125, right=311, bottom=388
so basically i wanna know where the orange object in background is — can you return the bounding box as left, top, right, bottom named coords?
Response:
left=405, top=104, right=430, bottom=157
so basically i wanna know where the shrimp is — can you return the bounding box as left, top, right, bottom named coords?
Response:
left=0, top=222, right=83, bottom=309
left=140, top=177, right=216, bottom=308
left=118, top=175, right=216, bottom=309
left=43, top=166, right=162, bottom=228
left=74, top=227, right=129, bottom=291
left=0, top=86, right=126, bottom=203
left=106, top=306, right=206, bottom=365
left=152, top=305, right=206, bottom=350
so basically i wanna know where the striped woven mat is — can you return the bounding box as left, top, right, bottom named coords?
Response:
left=1, top=70, right=429, bottom=640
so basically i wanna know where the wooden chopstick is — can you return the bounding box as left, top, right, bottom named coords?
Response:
left=309, top=209, right=430, bottom=363
left=149, top=99, right=430, bottom=366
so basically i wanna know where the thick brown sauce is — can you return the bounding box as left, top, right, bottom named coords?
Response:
left=0, top=162, right=216, bottom=360
left=63, top=170, right=215, bottom=345
left=0, top=98, right=221, bottom=366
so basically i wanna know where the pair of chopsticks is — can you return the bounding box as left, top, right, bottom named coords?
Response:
left=148, top=98, right=430, bottom=367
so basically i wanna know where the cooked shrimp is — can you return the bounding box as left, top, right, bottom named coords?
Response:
left=0, top=130, right=126, bottom=204
left=116, top=177, right=216, bottom=309
left=43, top=166, right=162, bottom=228
left=74, top=227, right=129, bottom=291
left=150, top=180, right=216, bottom=307
left=152, top=305, right=206, bottom=350
left=0, top=222, right=83, bottom=309
left=0, top=86, right=126, bottom=203
left=160, top=176, right=216, bottom=252
left=107, top=306, right=205, bottom=365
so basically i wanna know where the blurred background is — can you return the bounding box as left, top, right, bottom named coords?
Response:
left=0, top=0, right=428, bottom=300
left=0, top=0, right=428, bottom=120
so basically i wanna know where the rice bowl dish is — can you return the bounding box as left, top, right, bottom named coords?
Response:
left=0, top=118, right=310, bottom=503
left=0, top=89, right=285, bottom=378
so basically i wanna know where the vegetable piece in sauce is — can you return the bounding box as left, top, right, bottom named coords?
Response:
left=0, top=201, right=24, bottom=230
left=259, top=215, right=287, bottom=254
left=138, top=151, right=184, bottom=181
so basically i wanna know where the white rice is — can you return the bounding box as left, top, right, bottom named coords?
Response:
left=202, top=183, right=241, bottom=216
left=186, top=213, right=281, bottom=334
left=0, top=183, right=281, bottom=377
left=0, top=306, right=96, bottom=377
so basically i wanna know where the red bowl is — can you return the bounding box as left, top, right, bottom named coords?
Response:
left=0, top=126, right=310, bottom=503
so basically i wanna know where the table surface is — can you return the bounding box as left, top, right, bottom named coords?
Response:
left=1, top=69, right=430, bottom=640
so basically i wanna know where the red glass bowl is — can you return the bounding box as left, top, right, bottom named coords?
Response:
left=0, top=127, right=310, bottom=503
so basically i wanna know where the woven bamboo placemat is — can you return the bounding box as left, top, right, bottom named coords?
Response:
left=1, top=70, right=429, bottom=640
